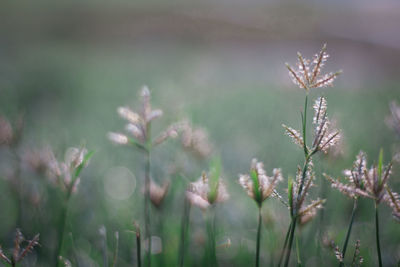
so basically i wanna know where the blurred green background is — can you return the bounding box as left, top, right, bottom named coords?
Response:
left=0, top=0, right=399, bottom=266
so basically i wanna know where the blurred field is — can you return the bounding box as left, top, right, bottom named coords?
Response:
left=1, top=1, right=400, bottom=266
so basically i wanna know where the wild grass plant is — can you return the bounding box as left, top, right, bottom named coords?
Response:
left=0, top=43, right=399, bottom=266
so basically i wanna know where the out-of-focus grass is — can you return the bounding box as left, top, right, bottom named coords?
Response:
left=0, top=40, right=400, bottom=266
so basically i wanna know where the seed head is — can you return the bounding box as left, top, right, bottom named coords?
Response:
left=238, top=158, right=283, bottom=206
left=186, top=171, right=229, bottom=210
left=286, top=44, right=341, bottom=91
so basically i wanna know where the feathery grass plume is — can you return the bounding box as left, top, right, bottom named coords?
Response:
left=324, top=151, right=368, bottom=199
left=180, top=119, right=213, bottom=159
left=286, top=44, right=341, bottom=92
left=239, top=158, right=284, bottom=206
left=283, top=97, right=340, bottom=154
left=290, top=161, right=325, bottom=226
left=186, top=171, right=229, bottom=210
left=239, top=158, right=283, bottom=267
left=385, top=187, right=400, bottom=222
left=0, top=229, right=40, bottom=266
left=108, top=85, right=183, bottom=149
left=108, top=85, right=184, bottom=267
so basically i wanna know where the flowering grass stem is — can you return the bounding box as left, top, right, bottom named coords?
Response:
left=295, top=235, right=302, bottom=267
left=144, top=147, right=152, bottom=267
left=375, top=203, right=382, bottom=267
left=178, top=197, right=191, bottom=267
left=339, top=199, right=358, bottom=267
left=277, top=220, right=292, bottom=267
left=206, top=206, right=217, bottom=267
left=256, top=207, right=262, bottom=267
left=56, top=189, right=73, bottom=267
left=284, top=95, right=309, bottom=267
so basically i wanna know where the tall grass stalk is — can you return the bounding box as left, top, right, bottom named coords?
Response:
left=56, top=186, right=73, bottom=267
left=295, top=235, right=302, bottom=267
left=136, top=224, right=142, bottom=267
left=256, top=207, right=262, bottom=267
left=178, top=197, right=191, bottom=267
left=283, top=95, right=309, bottom=267
left=277, top=220, right=292, bottom=267
left=206, top=206, right=217, bottom=267
left=144, top=146, right=152, bottom=267
left=375, top=202, right=382, bottom=267
left=339, top=199, right=358, bottom=267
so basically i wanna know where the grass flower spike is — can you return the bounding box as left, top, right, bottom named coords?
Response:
left=283, top=96, right=340, bottom=155
left=186, top=171, right=229, bottom=210
left=324, top=151, right=369, bottom=200
left=385, top=187, right=400, bottom=222
left=0, top=229, right=40, bottom=266
left=286, top=44, right=341, bottom=92
left=239, top=158, right=283, bottom=207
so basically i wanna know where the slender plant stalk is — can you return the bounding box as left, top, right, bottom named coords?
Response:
left=112, top=232, right=119, bottom=267
left=295, top=235, right=302, bottom=267
left=339, top=199, right=358, bottom=267
left=136, top=228, right=142, bottom=267
left=178, top=197, right=191, bottom=267
left=101, top=229, right=108, bottom=267
left=284, top=95, right=309, bottom=267
left=144, top=123, right=152, bottom=267
left=56, top=188, right=73, bottom=267
left=206, top=206, right=217, bottom=267
left=375, top=203, right=383, bottom=267
left=278, top=220, right=292, bottom=267
left=284, top=217, right=297, bottom=267
left=256, top=207, right=262, bottom=267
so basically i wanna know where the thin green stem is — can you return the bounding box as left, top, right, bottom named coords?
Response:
left=278, top=220, right=292, bottom=267
left=206, top=206, right=217, bottom=267
left=144, top=148, right=151, bottom=267
left=284, top=95, right=309, bottom=267
left=56, top=189, right=73, bottom=267
left=375, top=203, right=382, bottom=267
left=339, top=199, right=358, bottom=267
left=295, top=235, right=302, bottom=267
left=256, top=207, right=262, bottom=267
left=284, top=217, right=297, bottom=267
left=178, top=197, right=191, bottom=267
left=136, top=230, right=142, bottom=267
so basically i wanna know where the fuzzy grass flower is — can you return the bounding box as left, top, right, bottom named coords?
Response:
left=324, top=151, right=369, bottom=200
left=186, top=171, right=229, bottom=210
left=289, top=161, right=325, bottom=225
left=286, top=44, right=341, bottom=92
left=108, top=85, right=182, bottom=149
left=239, top=158, right=283, bottom=207
left=283, top=96, right=340, bottom=155
left=385, top=187, right=400, bottom=222
left=0, top=229, right=40, bottom=266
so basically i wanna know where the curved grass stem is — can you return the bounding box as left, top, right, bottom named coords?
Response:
left=375, top=203, right=383, bottom=267
left=339, top=199, right=358, bottom=267
left=278, top=220, right=292, bottom=267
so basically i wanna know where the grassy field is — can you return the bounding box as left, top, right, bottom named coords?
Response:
left=1, top=3, right=400, bottom=266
